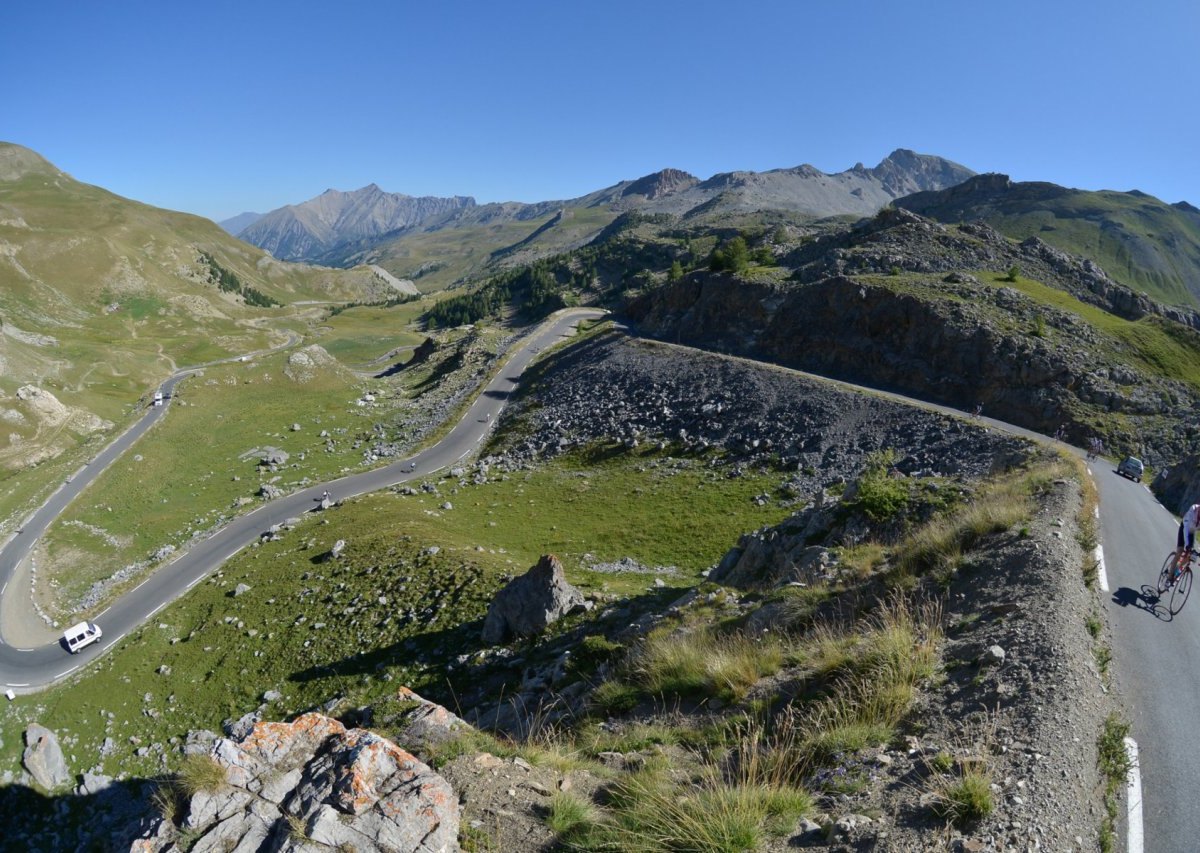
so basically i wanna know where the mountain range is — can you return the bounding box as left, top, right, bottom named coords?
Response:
left=233, top=185, right=474, bottom=262
left=225, top=149, right=976, bottom=287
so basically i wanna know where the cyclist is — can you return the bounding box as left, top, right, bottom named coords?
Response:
left=1174, top=503, right=1200, bottom=578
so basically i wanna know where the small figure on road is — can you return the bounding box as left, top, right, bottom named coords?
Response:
left=321, top=489, right=329, bottom=502
left=972, top=403, right=983, bottom=418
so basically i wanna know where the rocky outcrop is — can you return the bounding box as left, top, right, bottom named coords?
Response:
left=625, top=266, right=1196, bottom=468
left=408, top=337, right=438, bottom=366
left=15, top=384, right=112, bottom=435
left=898, top=173, right=1200, bottom=313
left=130, top=712, right=459, bottom=853
left=1151, top=454, right=1200, bottom=514
left=495, top=332, right=1028, bottom=481
left=284, top=345, right=338, bottom=383
left=481, top=555, right=587, bottom=644
left=712, top=501, right=838, bottom=589
left=389, top=686, right=470, bottom=756
left=22, top=723, right=69, bottom=790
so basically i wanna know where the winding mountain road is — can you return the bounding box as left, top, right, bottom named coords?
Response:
left=0, top=310, right=603, bottom=689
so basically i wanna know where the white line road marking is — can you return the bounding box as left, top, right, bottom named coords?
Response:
left=1, top=581, right=6, bottom=596
left=1095, top=546, right=1109, bottom=592
left=1094, top=506, right=1100, bottom=520
left=15, top=647, right=33, bottom=652
left=1087, top=466, right=1093, bottom=476
left=54, top=666, right=78, bottom=679
left=1124, top=736, right=1143, bottom=853
left=186, top=575, right=204, bottom=589
left=6, top=683, right=28, bottom=687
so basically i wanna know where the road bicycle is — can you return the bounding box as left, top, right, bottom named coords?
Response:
left=1157, top=549, right=1195, bottom=615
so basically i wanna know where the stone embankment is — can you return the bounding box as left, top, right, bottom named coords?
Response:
left=492, top=330, right=1029, bottom=484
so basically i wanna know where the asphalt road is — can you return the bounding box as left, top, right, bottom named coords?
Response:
left=0, top=310, right=602, bottom=688
left=1096, top=459, right=1191, bottom=851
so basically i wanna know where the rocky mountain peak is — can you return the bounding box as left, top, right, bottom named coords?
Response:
left=621, top=168, right=699, bottom=200
left=237, top=184, right=476, bottom=262
left=868, top=148, right=976, bottom=198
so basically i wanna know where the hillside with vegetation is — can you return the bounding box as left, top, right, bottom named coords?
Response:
left=413, top=198, right=1200, bottom=475
left=0, top=142, right=415, bottom=477
left=897, top=172, right=1200, bottom=309
left=0, top=328, right=1119, bottom=851
left=0, top=145, right=1159, bottom=851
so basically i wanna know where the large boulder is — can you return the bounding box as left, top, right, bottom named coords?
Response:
left=22, top=723, right=70, bottom=790
left=710, top=501, right=836, bottom=589
left=130, top=712, right=459, bottom=852
left=482, top=555, right=586, bottom=645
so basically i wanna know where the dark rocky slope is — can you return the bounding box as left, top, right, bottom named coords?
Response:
left=625, top=209, right=1200, bottom=469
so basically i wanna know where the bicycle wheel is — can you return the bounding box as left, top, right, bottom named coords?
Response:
left=1159, top=552, right=1177, bottom=595
left=1171, top=568, right=1193, bottom=615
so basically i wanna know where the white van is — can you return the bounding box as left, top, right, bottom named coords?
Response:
left=153, top=390, right=164, bottom=407
left=63, top=621, right=102, bottom=653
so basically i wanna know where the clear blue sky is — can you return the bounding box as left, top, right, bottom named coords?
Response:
left=4, top=0, right=1198, bottom=222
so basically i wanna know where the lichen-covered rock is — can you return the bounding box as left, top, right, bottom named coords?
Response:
left=129, top=713, right=459, bottom=852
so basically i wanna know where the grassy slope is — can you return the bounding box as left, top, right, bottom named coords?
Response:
left=902, top=182, right=1200, bottom=308
left=0, top=447, right=789, bottom=783
left=0, top=151, right=417, bottom=490
left=33, top=299, right=468, bottom=614
left=856, top=267, right=1200, bottom=393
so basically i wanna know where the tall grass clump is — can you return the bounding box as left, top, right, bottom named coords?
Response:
left=632, top=627, right=787, bottom=704
left=739, top=597, right=941, bottom=781
left=894, top=467, right=1040, bottom=578
left=177, top=754, right=228, bottom=796
left=1097, top=714, right=1132, bottom=853
left=928, top=768, right=994, bottom=826
left=573, top=767, right=811, bottom=852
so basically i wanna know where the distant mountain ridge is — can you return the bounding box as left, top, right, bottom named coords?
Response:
left=219, top=211, right=263, bottom=236
left=235, top=184, right=475, bottom=262
left=235, top=149, right=975, bottom=283
left=897, top=173, right=1200, bottom=308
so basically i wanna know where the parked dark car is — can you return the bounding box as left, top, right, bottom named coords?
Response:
left=1117, top=456, right=1144, bottom=483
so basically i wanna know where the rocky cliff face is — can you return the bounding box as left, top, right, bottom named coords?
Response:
left=624, top=211, right=1200, bottom=468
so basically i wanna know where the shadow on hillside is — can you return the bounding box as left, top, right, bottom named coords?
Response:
left=0, top=777, right=160, bottom=850
left=283, top=584, right=686, bottom=710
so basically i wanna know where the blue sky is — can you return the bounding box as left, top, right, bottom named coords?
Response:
left=4, top=0, right=1198, bottom=222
